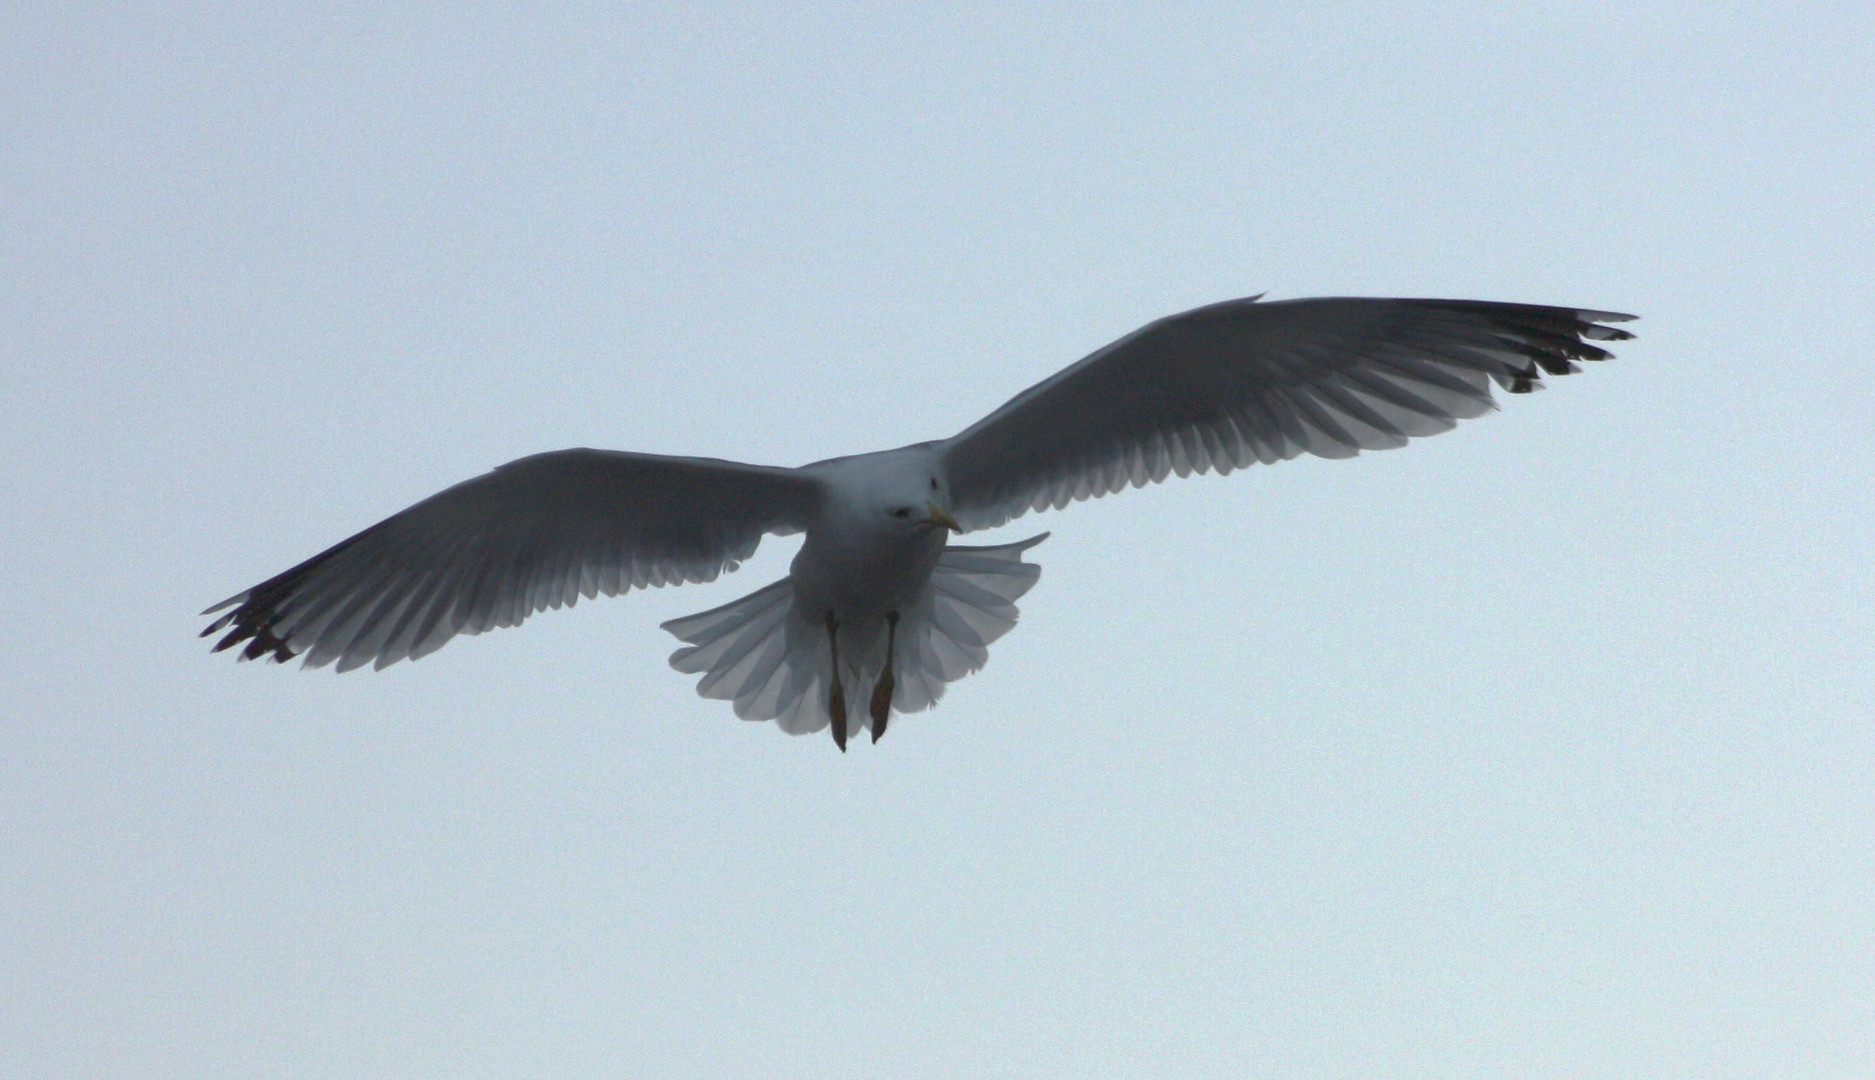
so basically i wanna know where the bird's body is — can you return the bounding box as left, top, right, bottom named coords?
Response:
left=205, top=295, right=1633, bottom=748
left=790, top=447, right=951, bottom=620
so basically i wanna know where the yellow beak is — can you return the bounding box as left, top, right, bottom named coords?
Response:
left=926, top=505, right=961, bottom=532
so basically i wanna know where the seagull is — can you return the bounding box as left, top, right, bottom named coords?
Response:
left=204, top=294, right=1633, bottom=749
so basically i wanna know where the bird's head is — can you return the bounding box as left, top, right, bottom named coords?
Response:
left=865, top=457, right=959, bottom=536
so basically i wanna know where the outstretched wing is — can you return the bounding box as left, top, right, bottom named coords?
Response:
left=939, top=296, right=1635, bottom=531
left=202, top=449, right=822, bottom=672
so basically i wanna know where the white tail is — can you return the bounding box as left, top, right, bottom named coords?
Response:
left=662, top=534, right=1048, bottom=737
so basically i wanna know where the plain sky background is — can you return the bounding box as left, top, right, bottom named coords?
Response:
left=4, top=4, right=1872, bottom=1078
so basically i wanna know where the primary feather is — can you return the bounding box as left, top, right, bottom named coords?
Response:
left=939, top=297, right=1633, bottom=531
left=202, top=450, right=819, bottom=671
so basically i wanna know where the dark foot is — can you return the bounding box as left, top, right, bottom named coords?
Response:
left=830, top=683, right=848, bottom=752
left=869, top=612, right=898, bottom=743
left=825, top=612, right=847, bottom=752
left=869, top=671, right=894, bottom=741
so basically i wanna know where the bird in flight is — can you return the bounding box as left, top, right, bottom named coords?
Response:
left=204, top=294, right=1633, bottom=750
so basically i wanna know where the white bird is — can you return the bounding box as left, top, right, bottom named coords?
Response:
left=204, top=295, right=1634, bottom=749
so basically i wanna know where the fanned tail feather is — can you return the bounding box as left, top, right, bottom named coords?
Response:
left=662, top=533, right=1048, bottom=738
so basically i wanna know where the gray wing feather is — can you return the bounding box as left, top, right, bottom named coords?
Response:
left=939, top=296, right=1635, bottom=530
left=202, top=449, right=821, bottom=671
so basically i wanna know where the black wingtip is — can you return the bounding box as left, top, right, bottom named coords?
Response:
left=202, top=537, right=358, bottom=665
left=206, top=588, right=299, bottom=664
left=217, top=621, right=297, bottom=664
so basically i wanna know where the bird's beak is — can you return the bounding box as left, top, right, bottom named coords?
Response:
left=926, top=505, right=961, bottom=532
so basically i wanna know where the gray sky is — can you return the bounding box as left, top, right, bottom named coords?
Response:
left=5, top=4, right=1871, bottom=1077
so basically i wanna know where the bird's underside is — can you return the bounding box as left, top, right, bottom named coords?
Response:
left=203, top=295, right=1634, bottom=748
left=660, top=533, right=1046, bottom=750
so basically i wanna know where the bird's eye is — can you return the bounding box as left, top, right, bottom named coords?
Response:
left=891, top=508, right=911, bottom=519
left=929, top=478, right=938, bottom=490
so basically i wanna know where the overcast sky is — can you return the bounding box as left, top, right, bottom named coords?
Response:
left=5, top=5, right=1872, bottom=1078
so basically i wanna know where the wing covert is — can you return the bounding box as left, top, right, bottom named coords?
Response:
left=202, top=449, right=821, bottom=671
left=938, top=296, right=1634, bottom=530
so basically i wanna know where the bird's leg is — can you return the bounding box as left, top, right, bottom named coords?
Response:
left=870, top=611, right=898, bottom=743
left=825, top=612, right=847, bottom=752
